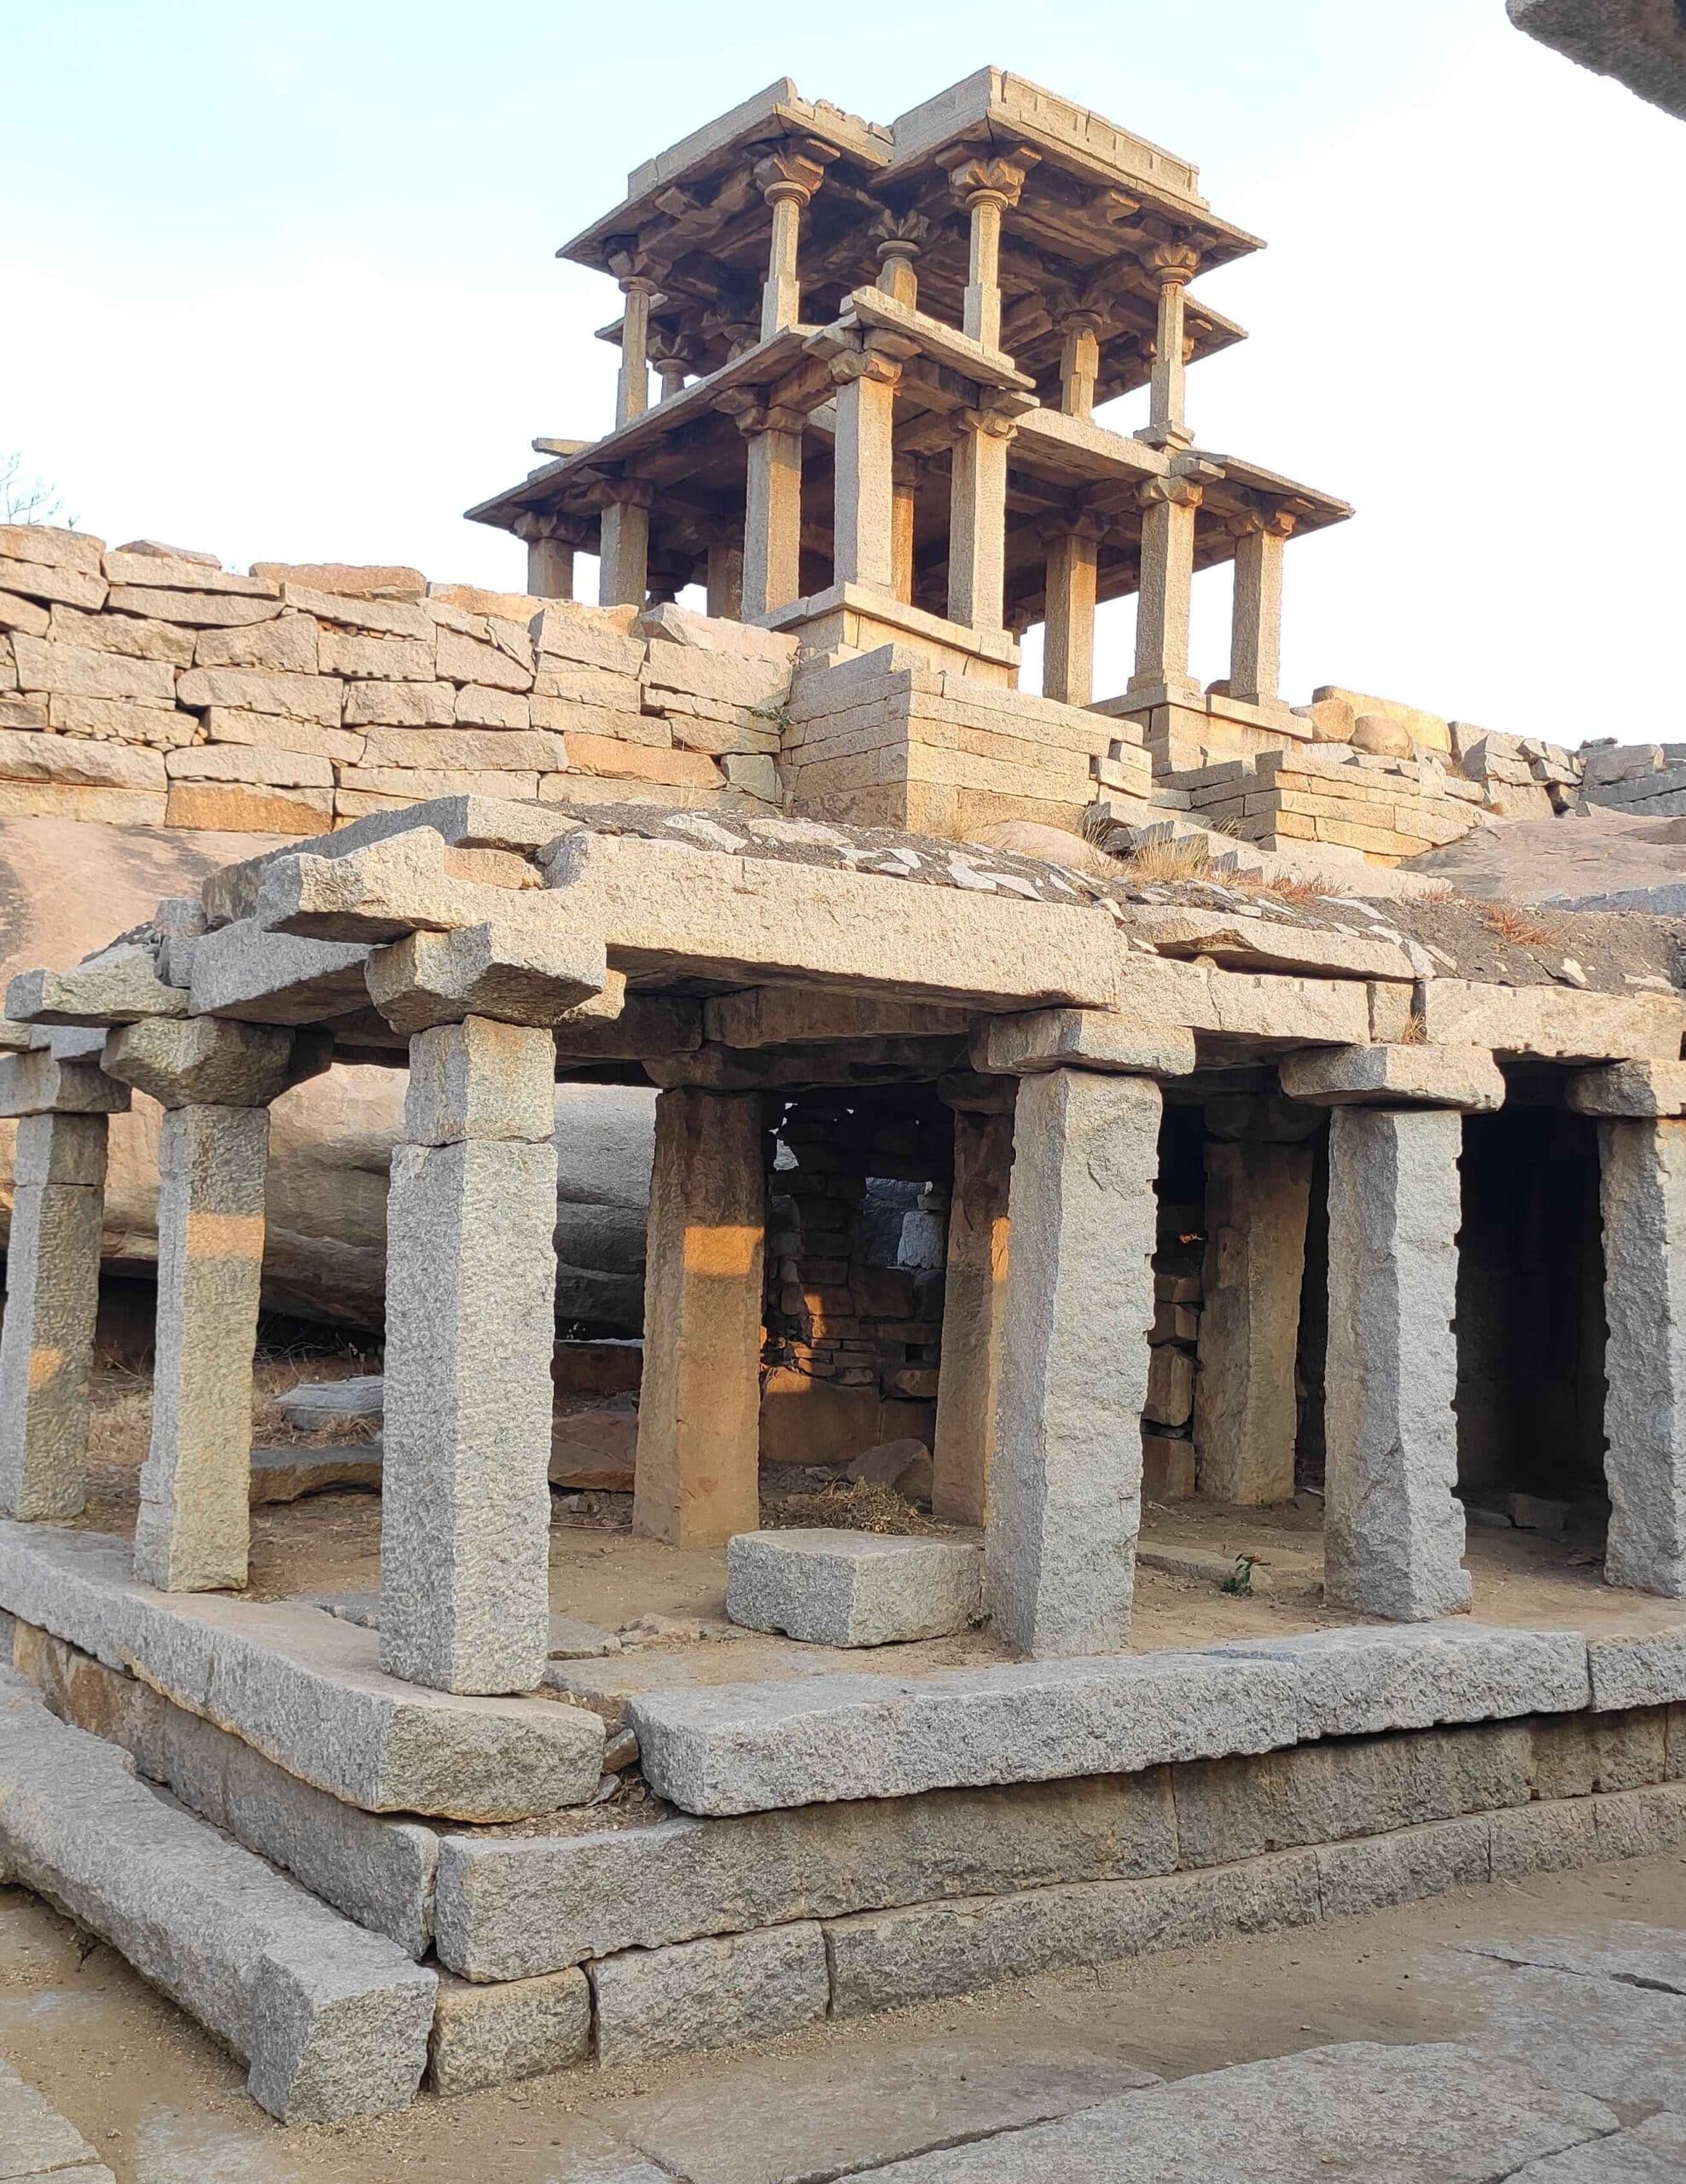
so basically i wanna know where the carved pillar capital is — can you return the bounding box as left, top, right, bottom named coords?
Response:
left=1138, top=473, right=1204, bottom=513
left=753, top=138, right=836, bottom=209
left=1227, top=506, right=1296, bottom=542
left=940, top=147, right=1040, bottom=211
left=1142, top=238, right=1201, bottom=288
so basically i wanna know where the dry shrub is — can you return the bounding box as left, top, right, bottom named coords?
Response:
left=1479, top=901, right=1553, bottom=948
left=1249, top=873, right=1322, bottom=909
left=765, top=1478, right=939, bottom=1536
left=1119, top=834, right=1215, bottom=885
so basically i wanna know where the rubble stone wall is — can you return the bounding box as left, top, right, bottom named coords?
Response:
left=0, top=526, right=789, bottom=837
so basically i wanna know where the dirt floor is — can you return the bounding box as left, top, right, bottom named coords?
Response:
left=2, top=1848, right=1683, bottom=2183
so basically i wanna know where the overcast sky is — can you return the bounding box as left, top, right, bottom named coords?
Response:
left=4, top=2, right=1682, bottom=743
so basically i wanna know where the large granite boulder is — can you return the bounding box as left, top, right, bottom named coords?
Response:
left=0, top=816, right=654, bottom=1331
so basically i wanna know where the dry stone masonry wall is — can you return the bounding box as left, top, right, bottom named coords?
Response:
left=0, top=526, right=791, bottom=836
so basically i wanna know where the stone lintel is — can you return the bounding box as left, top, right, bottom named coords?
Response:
left=366, top=921, right=611, bottom=1034
left=102, top=1016, right=294, bottom=1108
left=259, top=827, right=545, bottom=948
left=1279, top=1043, right=1504, bottom=1111
left=189, top=920, right=372, bottom=1025
left=704, top=985, right=971, bottom=1049
left=7, top=946, right=189, bottom=1027
left=0, top=1048, right=130, bottom=1118
left=974, top=1008, right=1196, bottom=1079
left=1568, top=1060, right=1686, bottom=1118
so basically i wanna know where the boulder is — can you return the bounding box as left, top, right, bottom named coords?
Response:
left=1350, top=713, right=1415, bottom=758
left=0, top=816, right=655, bottom=1332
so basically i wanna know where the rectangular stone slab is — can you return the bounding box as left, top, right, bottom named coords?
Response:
left=589, top=1920, right=829, bottom=2068
left=0, top=1525, right=603, bottom=1819
left=725, top=1529, right=982, bottom=1647
left=0, top=1667, right=435, bottom=2124
left=1205, top=1623, right=1591, bottom=1740
left=627, top=1650, right=1299, bottom=1816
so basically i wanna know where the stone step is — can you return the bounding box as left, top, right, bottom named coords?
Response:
left=0, top=1524, right=605, bottom=1820
left=0, top=1664, right=435, bottom=2123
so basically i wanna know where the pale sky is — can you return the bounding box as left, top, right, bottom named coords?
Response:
left=3, top=1, right=1682, bottom=744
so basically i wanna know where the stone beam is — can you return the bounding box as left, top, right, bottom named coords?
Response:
left=704, top=988, right=970, bottom=1049
left=974, top=1008, right=1195, bottom=1078
left=365, top=921, right=613, bottom=1034
left=1280, top=1044, right=1505, bottom=1111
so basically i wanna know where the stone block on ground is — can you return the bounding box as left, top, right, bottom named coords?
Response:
left=280, top=1374, right=385, bottom=1428
left=589, top=1921, right=828, bottom=2068
left=0, top=1670, right=435, bottom=2123
left=629, top=1648, right=1297, bottom=1816
left=427, top=1968, right=590, bottom=2094
left=249, top=1443, right=383, bottom=1503
left=725, top=1530, right=982, bottom=1647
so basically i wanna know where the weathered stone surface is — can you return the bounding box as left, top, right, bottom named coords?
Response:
left=973, top=1008, right=1196, bottom=1078
left=1195, top=1138, right=1311, bottom=1504
left=1323, top=1105, right=1471, bottom=1618
left=1588, top=1780, right=1686, bottom=1861
left=168, top=742, right=334, bottom=788
left=1507, top=2111, right=1686, bottom=2181
left=175, top=665, right=343, bottom=724
left=427, top=1967, right=590, bottom=2094
left=189, top=918, right=371, bottom=1024
left=0, top=728, right=169, bottom=790
left=1206, top=1623, right=1590, bottom=1740
left=629, top=1649, right=1297, bottom=1817
left=433, top=1769, right=1177, bottom=1981
left=132, top=1104, right=269, bottom=1592
left=1568, top=1060, right=1686, bottom=1118
left=0, top=1525, right=605, bottom=1819
left=986, top=1068, right=1160, bottom=1655
left=633, top=1088, right=765, bottom=1551
left=0, top=1118, right=105, bottom=1522
left=102, top=1014, right=294, bottom=1108
left=15, top=1621, right=438, bottom=1956
left=0, top=1048, right=129, bottom=1116
left=368, top=921, right=608, bottom=1034
left=1489, top=1796, right=1602, bottom=1879
left=0, top=2057, right=114, bottom=2181
left=1588, top=1630, right=1686, bottom=1710
left=590, top=1921, right=828, bottom=2067
left=1596, top=1118, right=1686, bottom=1596
left=0, top=1670, right=435, bottom=2123
left=826, top=1851, right=1322, bottom=2017
left=250, top=1443, right=384, bottom=1502
left=1280, top=1043, right=1505, bottom=1110
left=8, top=946, right=186, bottom=1027
left=1171, top=1721, right=1533, bottom=1867
left=380, top=1136, right=558, bottom=1693
left=931, top=1105, right=1013, bottom=1527
left=404, top=1016, right=557, bottom=1145
left=841, top=2042, right=1618, bottom=2183
left=1417, top=979, right=1684, bottom=1063
left=726, top=1531, right=982, bottom=1647
left=1533, top=1708, right=1669, bottom=1798
left=1315, top=1812, right=1491, bottom=1916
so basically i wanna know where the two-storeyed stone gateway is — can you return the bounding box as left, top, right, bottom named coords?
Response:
left=2, top=69, right=1685, bottom=2124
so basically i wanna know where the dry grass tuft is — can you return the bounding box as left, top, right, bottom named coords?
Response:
left=1478, top=900, right=1554, bottom=948
left=765, top=1478, right=939, bottom=1536
left=1119, top=834, right=1215, bottom=886
left=1248, top=873, right=1322, bottom=909
left=1397, top=1011, right=1429, bottom=1046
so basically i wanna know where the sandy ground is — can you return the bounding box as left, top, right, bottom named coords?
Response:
left=1, top=1850, right=1683, bottom=2183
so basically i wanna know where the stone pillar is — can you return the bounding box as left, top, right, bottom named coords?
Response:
left=609, top=260, right=657, bottom=428
left=1142, top=241, right=1199, bottom=449
left=728, top=402, right=805, bottom=621
left=1323, top=1107, right=1472, bottom=1621
left=1042, top=514, right=1103, bottom=707
left=102, top=1017, right=295, bottom=1594
left=1596, top=1118, right=1686, bottom=1596
left=380, top=1017, right=560, bottom=1693
left=0, top=1099, right=114, bottom=1524
left=1229, top=509, right=1294, bottom=708
left=1056, top=311, right=1102, bottom=421
left=985, top=1068, right=1160, bottom=1656
left=948, top=404, right=1018, bottom=635
left=892, top=456, right=922, bottom=606
left=634, top=1088, right=765, bottom=1549
left=1127, top=475, right=1203, bottom=703
left=648, top=330, right=693, bottom=404
left=932, top=1096, right=1015, bottom=1529
left=1194, top=1138, right=1312, bottom=1504
left=829, top=346, right=902, bottom=592
left=524, top=530, right=575, bottom=602
left=706, top=534, right=744, bottom=620
left=754, top=144, right=832, bottom=340
left=943, top=151, right=1038, bottom=351
left=872, top=211, right=930, bottom=309
left=596, top=481, right=652, bottom=610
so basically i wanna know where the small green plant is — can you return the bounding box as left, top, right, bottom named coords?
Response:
left=1220, top=1552, right=1261, bottom=1597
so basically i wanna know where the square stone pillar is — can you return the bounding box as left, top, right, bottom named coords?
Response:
left=1323, top=1107, right=1472, bottom=1621
left=633, top=1088, right=765, bottom=1550
left=706, top=535, right=744, bottom=621
left=134, top=1106, right=270, bottom=1592
left=948, top=408, right=1016, bottom=636
left=380, top=1017, right=560, bottom=1693
left=892, top=456, right=921, bottom=605
left=753, top=145, right=831, bottom=339
left=1596, top=1117, right=1686, bottom=1596
left=932, top=1096, right=1015, bottom=1528
left=829, top=347, right=902, bottom=593
left=1042, top=517, right=1102, bottom=708
left=942, top=151, right=1037, bottom=351
left=1194, top=1137, right=1312, bottom=1505
left=1142, top=242, right=1198, bottom=450
left=985, top=1068, right=1160, bottom=1656
left=736, top=407, right=805, bottom=623
left=0, top=1110, right=111, bottom=1522
left=596, top=484, right=652, bottom=611
left=525, top=532, right=575, bottom=603
left=1229, top=511, right=1292, bottom=708
left=1127, top=476, right=1203, bottom=703
left=612, top=270, right=655, bottom=428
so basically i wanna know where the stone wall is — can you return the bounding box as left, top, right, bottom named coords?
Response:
left=0, top=526, right=789, bottom=835
left=1579, top=741, right=1686, bottom=820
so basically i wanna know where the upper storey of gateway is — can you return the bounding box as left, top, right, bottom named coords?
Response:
left=557, top=68, right=1260, bottom=412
